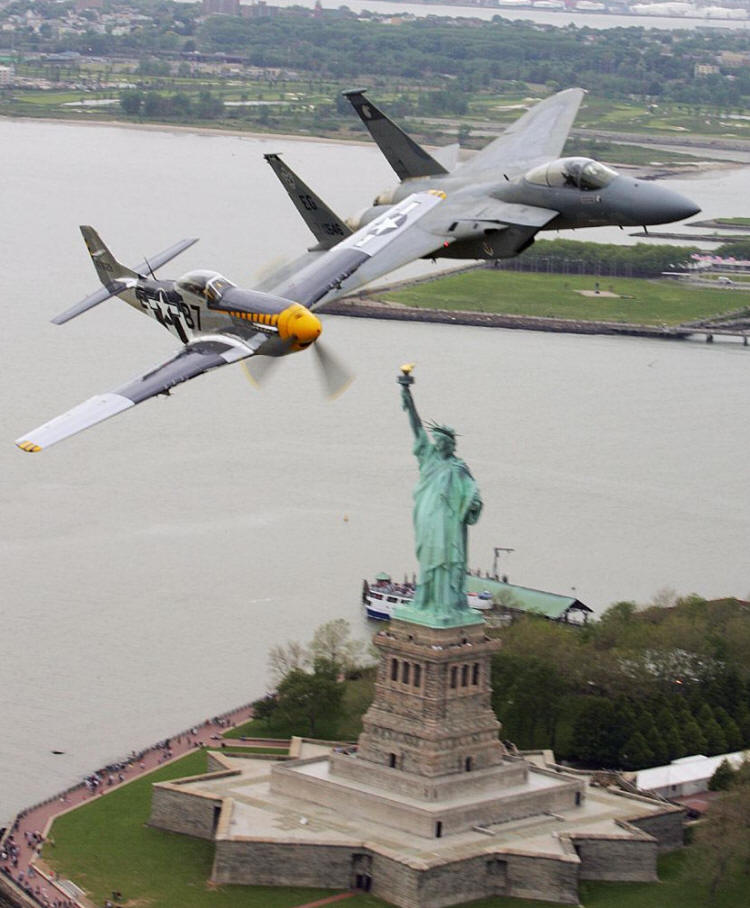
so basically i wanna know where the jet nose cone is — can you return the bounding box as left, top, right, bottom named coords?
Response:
left=661, top=188, right=701, bottom=223
left=643, top=184, right=701, bottom=225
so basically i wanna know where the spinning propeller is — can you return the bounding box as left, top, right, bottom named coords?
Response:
left=243, top=318, right=354, bottom=400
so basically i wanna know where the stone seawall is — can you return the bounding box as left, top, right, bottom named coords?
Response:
left=0, top=875, right=37, bottom=908
left=320, top=299, right=691, bottom=340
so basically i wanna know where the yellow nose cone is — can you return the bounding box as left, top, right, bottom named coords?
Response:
left=292, top=308, right=322, bottom=348
left=278, top=303, right=322, bottom=351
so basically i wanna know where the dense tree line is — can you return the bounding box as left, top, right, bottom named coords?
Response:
left=512, top=239, right=699, bottom=277
left=260, top=597, right=750, bottom=772
left=194, top=14, right=750, bottom=107
left=120, top=88, right=223, bottom=119
left=491, top=595, right=750, bottom=769
left=3, top=3, right=750, bottom=110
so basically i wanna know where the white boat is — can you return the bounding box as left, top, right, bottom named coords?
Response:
left=362, top=574, right=494, bottom=621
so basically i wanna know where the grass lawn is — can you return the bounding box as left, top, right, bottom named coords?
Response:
left=44, top=751, right=750, bottom=908
left=45, top=750, right=387, bottom=908
left=579, top=850, right=749, bottom=908
left=224, top=675, right=374, bottom=741
left=208, top=744, right=289, bottom=754
left=385, top=271, right=748, bottom=326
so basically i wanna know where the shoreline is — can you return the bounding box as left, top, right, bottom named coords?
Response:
left=0, top=112, right=377, bottom=148
left=3, top=113, right=749, bottom=163
left=0, top=701, right=261, bottom=908
left=321, top=297, right=749, bottom=342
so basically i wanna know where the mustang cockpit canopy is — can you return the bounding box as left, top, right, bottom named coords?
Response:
left=176, top=270, right=236, bottom=304
left=524, top=157, right=618, bottom=191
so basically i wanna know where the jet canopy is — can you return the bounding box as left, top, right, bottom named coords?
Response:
left=176, top=270, right=235, bottom=303
left=525, top=157, right=618, bottom=191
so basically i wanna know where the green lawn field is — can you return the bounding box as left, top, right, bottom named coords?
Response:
left=385, top=270, right=748, bottom=326
left=45, top=751, right=387, bottom=908
left=44, top=750, right=748, bottom=908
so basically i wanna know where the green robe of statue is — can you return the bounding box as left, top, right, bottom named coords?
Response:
left=410, top=424, right=483, bottom=618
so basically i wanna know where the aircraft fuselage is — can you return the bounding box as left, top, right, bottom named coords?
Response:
left=364, top=159, right=699, bottom=261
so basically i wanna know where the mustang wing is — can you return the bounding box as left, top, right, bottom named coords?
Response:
left=267, top=190, right=447, bottom=308
left=460, top=89, right=584, bottom=181
left=15, top=334, right=264, bottom=452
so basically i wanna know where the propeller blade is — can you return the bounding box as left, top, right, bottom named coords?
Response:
left=313, top=342, right=355, bottom=400
left=242, top=355, right=280, bottom=389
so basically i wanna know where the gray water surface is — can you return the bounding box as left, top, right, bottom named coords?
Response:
left=1, top=119, right=748, bottom=822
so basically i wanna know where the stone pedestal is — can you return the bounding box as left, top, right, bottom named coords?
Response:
left=333, top=619, right=508, bottom=788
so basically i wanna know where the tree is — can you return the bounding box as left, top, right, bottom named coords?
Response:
left=709, top=758, right=735, bottom=791
left=251, top=692, right=278, bottom=721
left=693, top=778, right=750, bottom=902
left=120, top=90, right=143, bottom=116
left=274, top=663, right=344, bottom=737
left=309, top=619, right=365, bottom=678
left=621, top=731, right=655, bottom=771
left=268, top=639, right=309, bottom=685
left=682, top=717, right=708, bottom=756
left=570, top=698, right=621, bottom=767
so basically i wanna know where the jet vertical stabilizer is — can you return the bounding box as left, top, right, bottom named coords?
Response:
left=264, top=153, right=352, bottom=251
left=343, top=89, right=448, bottom=182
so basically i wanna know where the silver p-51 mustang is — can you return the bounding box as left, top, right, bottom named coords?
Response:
left=15, top=190, right=445, bottom=452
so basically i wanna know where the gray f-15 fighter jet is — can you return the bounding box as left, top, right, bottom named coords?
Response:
left=269, top=88, right=699, bottom=266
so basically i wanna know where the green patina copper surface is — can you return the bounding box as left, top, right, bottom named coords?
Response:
left=396, top=367, right=483, bottom=628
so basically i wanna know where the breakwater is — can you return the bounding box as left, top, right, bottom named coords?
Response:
left=322, top=297, right=696, bottom=340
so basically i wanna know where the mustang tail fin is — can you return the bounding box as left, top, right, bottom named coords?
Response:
left=264, top=153, right=352, bottom=251
left=342, top=89, right=448, bottom=182
left=52, top=228, right=198, bottom=326
left=80, top=225, right=138, bottom=286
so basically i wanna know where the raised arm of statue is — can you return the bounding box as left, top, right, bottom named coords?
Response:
left=401, top=384, right=424, bottom=441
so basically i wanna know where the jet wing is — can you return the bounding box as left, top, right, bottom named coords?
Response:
left=451, top=200, right=559, bottom=231
left=459, top=89, right=584, bottom=181
left=267, top=191, right=448, bottom=308
left=15, top=334, right=263, bottom=452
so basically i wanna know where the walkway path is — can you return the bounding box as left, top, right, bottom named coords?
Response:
left=1, top=702, right=266, bottom=908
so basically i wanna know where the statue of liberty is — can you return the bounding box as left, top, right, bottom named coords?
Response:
left=396, top=365, right=483, bottom=627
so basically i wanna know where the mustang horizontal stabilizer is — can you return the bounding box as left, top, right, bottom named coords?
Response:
left=264, top=153, right=352, bottom=251
left=460, top=88, right=585, bottom=180
left=52, top=230, right=198, bottom=325
left=51, top=281, right=133, bottom=326
left=343, top=89, right=448, bottom=181
left=15, top=334, right=262, bottom=452
left=270, top=190, right=447, bottom=308
left=131, top=236, right=199, bottom=278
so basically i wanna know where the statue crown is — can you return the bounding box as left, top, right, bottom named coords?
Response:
left=428, top=421, right=457, bottom=440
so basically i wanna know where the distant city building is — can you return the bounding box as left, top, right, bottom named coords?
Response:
left=0, top=64, right=15, bottom=86
left=695, top=62, right=720, bottom=76
left=241, top=2, right=279, bottom=17
left=203, top=0, right=241, bottom=15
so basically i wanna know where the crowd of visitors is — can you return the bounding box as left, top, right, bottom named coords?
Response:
left=0, top=705, right=253, bottom=908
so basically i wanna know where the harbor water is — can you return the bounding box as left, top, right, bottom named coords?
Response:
left=1, top=118, right=749, bottom=822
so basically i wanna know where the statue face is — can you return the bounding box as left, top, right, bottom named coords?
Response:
left=434, top=433, right=456, bottom=457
